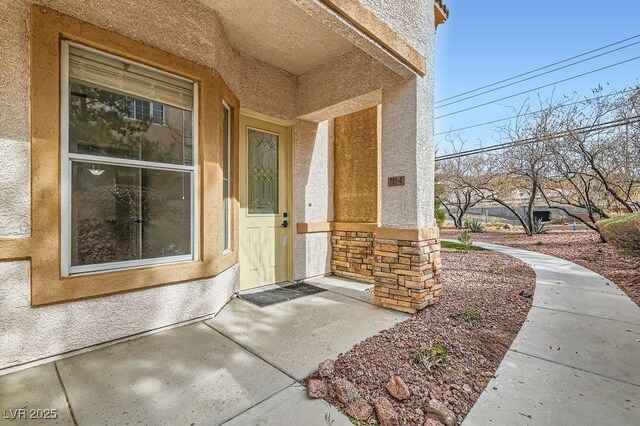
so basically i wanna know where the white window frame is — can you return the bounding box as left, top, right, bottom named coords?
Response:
left=128, top=99, right=165, bottom=125
left=222, top=101, right=232, bottom=253
left=60, top=41, right=199, bottom=276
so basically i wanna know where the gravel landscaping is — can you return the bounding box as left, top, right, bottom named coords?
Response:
left=442, top=229, right=640, bottom=307
left=303, top=245, right=535, bottom=425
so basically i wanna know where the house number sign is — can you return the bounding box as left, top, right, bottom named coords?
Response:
left=388, top=176, right=405, bottom=187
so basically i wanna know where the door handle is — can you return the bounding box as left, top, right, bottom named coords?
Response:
left=281, top=220, right=289, bottom=228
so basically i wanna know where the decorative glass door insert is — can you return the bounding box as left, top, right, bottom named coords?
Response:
left=248, top=129, right=278, bottom=215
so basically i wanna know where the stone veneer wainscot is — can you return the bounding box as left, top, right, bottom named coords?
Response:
left=331, top=231, right=375, bottom=283
left=330, top=228, right=442, bottom=313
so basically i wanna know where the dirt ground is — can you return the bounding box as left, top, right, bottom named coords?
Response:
left=442, top=229, right=640, bottom=307
left=305, top=247, right=536, bottom=425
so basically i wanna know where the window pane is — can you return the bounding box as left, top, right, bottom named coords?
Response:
left=70, top=162, right=192, bottom=267
left=223, top=105, right=230, bottom=249
left=69, top=80, right=193, bottom=165
left=152, top=103, right=164, bottom=125
left=248, top=129, right=278, bottom=215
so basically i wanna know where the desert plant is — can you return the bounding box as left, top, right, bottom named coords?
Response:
left=487, top=264, right=505, bottom=275
left=468, top=219, right=485, bottom=233
left=410, top=340, right=450, bottom=372
left=463, top=216, right=472, bottom=229
left=531, top=217, right=548, bottom=234
left=597, top=213, right=640, bottom=258
left=457, top=230, right=474, bottom=250
left=450, top=307, right=482, bottom=322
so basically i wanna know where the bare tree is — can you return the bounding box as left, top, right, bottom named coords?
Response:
left=435, top=136, right=489, bottom=228
left=539, top=86, right=640, bottom=234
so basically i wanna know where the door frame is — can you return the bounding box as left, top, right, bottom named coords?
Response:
left=239, top=108, right=295, bottom=286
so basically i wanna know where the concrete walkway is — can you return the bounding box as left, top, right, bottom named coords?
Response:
left=0, top=277, right=405, bottom=426
left=464, top=242, right=640, bottom=425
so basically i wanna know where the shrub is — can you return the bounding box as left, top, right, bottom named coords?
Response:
left=487, top=264, right=505, bottom=275
left=463, top=217, right=472, bottom=229
left=435, top=209, right=447, bottom=229
left=597, top=213, right=640, bottom=258
left=458, top=230, right=473, bottom=249
left=469, top=219, right=485, bottom=233
left=450, top=307, right=482, bottom=322
left=410, top=340, right=450, bottom=372
left=532, top=217, right=548, bottom=234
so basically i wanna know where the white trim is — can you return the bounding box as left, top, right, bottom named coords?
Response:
left=69, top=254, right=193, bottom=275
left=192, top=83, right=200, bottom=261
left=60, top=40, right=200, bottom=276
left=68, top=154, right=195, bottom=172
left=222, top=100, right=232, bottom=252
left=61, top=42, right=71, bottom=277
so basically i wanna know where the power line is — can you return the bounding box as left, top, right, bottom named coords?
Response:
left=435, top=116, right=640, bottom=161
left=435, top=40, right=640, bottom=109
left=436, top=33, right=640, bottom=104
left=434, top=88, right=635, bottom=136
left=435, top=55, right=640, bottom=120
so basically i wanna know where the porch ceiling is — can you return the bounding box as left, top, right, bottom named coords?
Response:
left=200, top=0, right=356, bottom=76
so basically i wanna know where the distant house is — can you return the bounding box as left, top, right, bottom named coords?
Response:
left=0, top=0, right=448, bottom=371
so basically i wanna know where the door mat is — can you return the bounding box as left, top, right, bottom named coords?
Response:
left=240, top=283, right=326, bottom=307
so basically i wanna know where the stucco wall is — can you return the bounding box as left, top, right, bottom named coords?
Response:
left=334, top=106, right=379, bottom=223
left=378, top=1, right=437, bottom=229
left=358, top=0, right=430, bottom=54
left=0, top=0, right=296, bottom=371
left=0, top=261, right=238, bottom=370
left=293, top=119, right=334, bottom=280
left=297, top=49, right=401, bottom=121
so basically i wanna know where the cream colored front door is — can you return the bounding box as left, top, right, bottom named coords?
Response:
left=239, top=114, right=290, bottom=290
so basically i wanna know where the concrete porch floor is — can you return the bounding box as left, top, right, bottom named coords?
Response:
left=0, top=277, right=408, bottom=425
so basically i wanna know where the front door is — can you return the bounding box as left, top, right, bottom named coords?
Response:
left=239, top=114, right=290, bottom=290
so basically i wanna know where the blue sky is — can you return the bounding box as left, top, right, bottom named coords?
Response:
left=434, top=0, right=640, bottom=153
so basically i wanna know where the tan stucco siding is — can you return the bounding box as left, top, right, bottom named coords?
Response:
left=333, top=106, right=379, bottom=223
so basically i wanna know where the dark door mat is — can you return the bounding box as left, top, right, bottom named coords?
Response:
left=240, top=283, right=326, bottom=307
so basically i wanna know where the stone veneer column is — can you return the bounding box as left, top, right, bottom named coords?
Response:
left=375, top=23, right=442, bottom=312
left=373, top=228, right=442, bottom=313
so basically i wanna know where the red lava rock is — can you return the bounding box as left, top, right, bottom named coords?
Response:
left=424, top=419, right=444, bottom=426
left=346, top=398, right=373, bottom=421
left=306, top=379, right=327, bottom=399
left=374, top=397, right=400, bottom=426
left=306, top=246, right=537, bottom=424
left=442, top=229, right=640, bottom=307
left=386, top=376, right=411, bottom=400
left=332, top=378, right=357, bottom=403
left=426, top=399, right=456, bottom=426
left=462, top=384, right=472, bottom=394
left=318, top=359, right=335, bottom=378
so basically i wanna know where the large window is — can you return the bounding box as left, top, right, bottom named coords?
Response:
left=223, top=102, right=231, bottom=251
left=61, top=42, right=198, bottom=275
